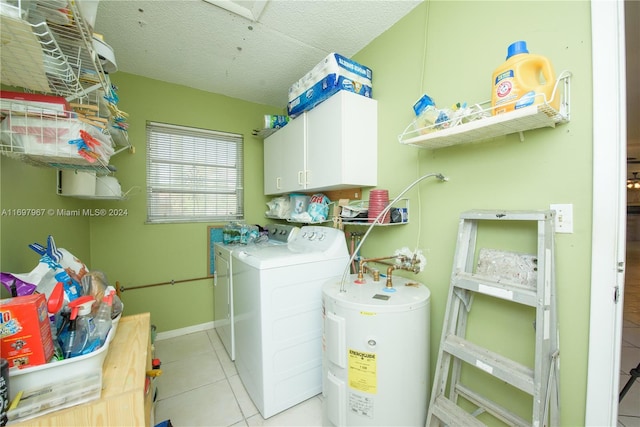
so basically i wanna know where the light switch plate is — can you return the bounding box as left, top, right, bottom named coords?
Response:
left=550, top=204, right=573, bottom=233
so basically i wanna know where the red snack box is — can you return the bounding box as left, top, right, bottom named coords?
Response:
left=0, top=91, right=71, bottom=117
left=0, top=294, right=54, bottom=369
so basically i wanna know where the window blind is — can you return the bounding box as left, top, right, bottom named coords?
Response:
left=146, top=121, right=244, bottom=223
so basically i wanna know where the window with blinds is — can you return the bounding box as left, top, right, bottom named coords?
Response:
left=146, top=121, right=244, bottom=223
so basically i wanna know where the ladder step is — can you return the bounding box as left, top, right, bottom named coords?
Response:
left=453, top=271, right=538, bottom=307
left=455, top=384, right=532, bottom=427
left=430, top=395, right=485, bottom=427
left=460, top=210, right=553, bottom=222
left=443, top=335, right=534, bottom=395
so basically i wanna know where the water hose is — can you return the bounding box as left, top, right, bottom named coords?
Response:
left=339, top=172, right=448, bottom=292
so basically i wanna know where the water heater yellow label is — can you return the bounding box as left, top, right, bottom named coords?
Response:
left=348, top=349, right=377, bottom=394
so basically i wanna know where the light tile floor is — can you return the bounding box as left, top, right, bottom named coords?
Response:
left=152, top=243, right=640, bottom=427
left=153, top=329, right=323, bottom=426
left=619, top=240, right=640, bottom=427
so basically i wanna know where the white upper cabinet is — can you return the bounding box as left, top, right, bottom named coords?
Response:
left=263, top=114, right=306, bottom=195
left=264, top=91, right=377, bottom=195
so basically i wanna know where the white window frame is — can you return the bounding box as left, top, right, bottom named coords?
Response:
left=146, top=121, right=244, bottom=224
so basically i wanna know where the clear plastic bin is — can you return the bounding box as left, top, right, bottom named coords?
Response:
left=7, top=313, right=121, bottom=402
left=7, top=371, right=101, bottom=424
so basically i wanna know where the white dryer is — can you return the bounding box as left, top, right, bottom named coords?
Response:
left=213, top=243, right=235, bottom=359
left=232, top=225, right=349, bottom=419
left=213, top=223, right=298, bottom=360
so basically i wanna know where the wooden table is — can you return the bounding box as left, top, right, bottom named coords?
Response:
left=13, top=313, right=153, bottom=426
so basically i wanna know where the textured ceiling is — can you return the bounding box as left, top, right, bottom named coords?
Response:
left=93, top=0, right=638, bottom=175
left=94, top=0, right=422, bottom=109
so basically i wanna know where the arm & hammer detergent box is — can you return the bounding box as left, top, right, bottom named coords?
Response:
left=1, top=294, right=55, bottom=369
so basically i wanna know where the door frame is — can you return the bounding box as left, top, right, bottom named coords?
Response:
left=585, top=0, right=627, bottom=425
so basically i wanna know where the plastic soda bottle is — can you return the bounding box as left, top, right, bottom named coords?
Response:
left=93, top=291, right=113, bottom=346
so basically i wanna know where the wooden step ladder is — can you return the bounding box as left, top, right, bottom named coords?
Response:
left=427, top=210, right=560, bottom=427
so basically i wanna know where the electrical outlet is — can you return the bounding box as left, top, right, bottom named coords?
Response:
left=550, top=204, right=573, bottom=233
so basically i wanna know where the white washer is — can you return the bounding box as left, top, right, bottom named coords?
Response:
left=232, top=225, right=349, bottom=419
left=213, top=224, right=298, bottom=360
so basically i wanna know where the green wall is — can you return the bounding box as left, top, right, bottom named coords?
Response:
left=351, top=1, right=592, bottom=425
left=0, top=159, right=92, bottom=298
left=87, top=73, right=282, bottom=332
left=0, top=1, right=594, bottom=424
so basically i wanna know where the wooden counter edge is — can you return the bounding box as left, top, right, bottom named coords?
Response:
left=11, top=313, right=152, bottom=426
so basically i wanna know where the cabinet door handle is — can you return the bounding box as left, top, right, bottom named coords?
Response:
left=305, top=170, right=310, bottom=186
left=276, top=177, right=281, bottom=189
left=298, top=171, right=304, bottom=186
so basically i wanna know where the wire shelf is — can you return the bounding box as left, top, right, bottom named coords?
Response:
left=0, top=1, right=108, bottom=102
left=252, top=128, right=279, bottom=139
left=398, top=73, right=571, bottom=149
left=0, top=1, right=131, bottom=173
left=0, top=107, right=116, bottom=174
left=338, top=198, right=410, bottom=226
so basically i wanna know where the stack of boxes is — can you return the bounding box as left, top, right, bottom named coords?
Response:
left=286, top=52, right=373, bottom=118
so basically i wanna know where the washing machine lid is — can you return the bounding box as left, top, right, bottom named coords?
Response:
left=232, top=244, right=347, bottom=269
left=232, top=225, right=349, bottom=269
left=216, top=237, right=287, bottom=255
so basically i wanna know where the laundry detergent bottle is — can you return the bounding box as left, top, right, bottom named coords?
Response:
left=491, top=41, right=558, bottom=115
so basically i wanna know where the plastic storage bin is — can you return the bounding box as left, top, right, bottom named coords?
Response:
left=7, top=371, right=102, bottom=424
left=7, top=313, right=121, bottom=403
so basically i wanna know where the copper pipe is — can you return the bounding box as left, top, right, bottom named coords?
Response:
left=361, top=255, right=402, bottom=264
left=387, top=265, right=398, bottom=288
left=357, top=262, right=370, bottom=281
left=357, top=255, right=407, bottom=277
left=118, top=276, right=212, bottom=292
left=357, top=254, right=417, bottom=288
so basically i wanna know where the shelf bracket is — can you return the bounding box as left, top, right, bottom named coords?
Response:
left=518, top=131, right=525, bottom=142
left=113, top=145, right=133, bottom=156
left=65, top=82, right=103, bottom=103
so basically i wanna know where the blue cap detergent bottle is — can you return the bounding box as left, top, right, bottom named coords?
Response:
left=491, top=41, right=559, bottom=115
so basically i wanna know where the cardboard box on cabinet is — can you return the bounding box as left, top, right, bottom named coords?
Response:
left=287, top=53, right=373, bottom=118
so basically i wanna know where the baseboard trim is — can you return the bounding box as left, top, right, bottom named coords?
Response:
left=155, top=321, right=215, bottom=341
